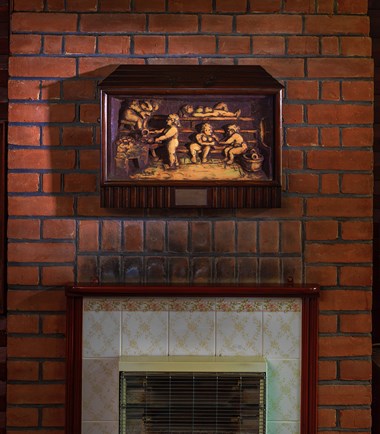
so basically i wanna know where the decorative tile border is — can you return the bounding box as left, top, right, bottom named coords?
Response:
left=83, top=297, right=301, bottom=313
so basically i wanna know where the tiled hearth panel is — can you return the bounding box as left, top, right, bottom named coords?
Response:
left=82, top=297, right=302, bottom=434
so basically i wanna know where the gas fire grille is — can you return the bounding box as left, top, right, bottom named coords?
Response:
left=119, top=372, right=266, bottom=434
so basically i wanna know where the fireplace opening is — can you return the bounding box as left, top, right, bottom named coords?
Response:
left=119, top=357, right=266, bottom=434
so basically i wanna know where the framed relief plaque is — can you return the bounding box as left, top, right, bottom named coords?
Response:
left=99, top=65, right=283, bottom=208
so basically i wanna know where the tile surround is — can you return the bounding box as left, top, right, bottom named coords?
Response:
left=82, top=296, right=302, bottom=432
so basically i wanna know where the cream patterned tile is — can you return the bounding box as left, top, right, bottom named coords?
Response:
left=263, top=311, right=301, bottom=359
left=84, top=298, right=121, bottom=312
left=83, top=310, right=121, bottom=357
left=121, top=311, right=168, bottom=356
left=267, top=359, right=301, bottom=422
left=120, top=297, right=169, bottom=312
left=262, top=297, right=301, bottom=312
left=169, top=311, right=215, bottom=355
left=266, top=421, right=300, bottom=434
left=82, top=422, right=118, bottom=434
left=168, top=297, right=215, bottom=312
left=216, top=311, right=263, bottom=356
left=82, top=358, right=119, bottom=422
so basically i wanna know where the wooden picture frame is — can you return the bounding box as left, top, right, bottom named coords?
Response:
left=99, top=65, right=283, bottom=208
left=65, top=283, right=319, bottom=434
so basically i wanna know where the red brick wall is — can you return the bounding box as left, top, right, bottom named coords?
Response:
left=7, top=0, right=373, bottom=432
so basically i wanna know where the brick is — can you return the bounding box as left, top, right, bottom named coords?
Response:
left=250, top=0, right=281, bottom=12
left=318, top=408, right=336, bottom=428
left=7, top=408, right=38, bottom=427
left=308, top=58, right=373, bottom=78
left=8, top=80, right=40, bottom=101
left=219, top=36, right=250, bottom=55
left=306, top=265, right=337, bottom=286
left=134, top=35, right=165, bottom=55
left=7, top=361, right=39, bottom=381
left=309, top=104, right=373, bottom=125
left=64, top=173, right=97, bottom=192
left=63, top=126, right=94, bottom=147
left=321, top=81, right=340, bottom=101
left=150, top=14, right=198, bottom=33
left=306, top=242, right=371, bottom=262
left=8, top=336, right=65, bottom=358
left=13, top=0, right=44, bottom=10
left=79, top=103, right=99, bottom=123
left=214, top=221, right=235, bottom=253
left=10, top=34, right=41, bottom=54
left=282, top=104, right=303, bottom=123
left=317, top=0, right=334, bottom=13
left=99, top=0, right=131, bottom=10
left=43, top=361, right=65, bottom=380
left=9, top=103, right=76, bottom=123
left=80, top=13, right=145, bottom=32
left=319, top=289, right=371, bottom=310
left=238, top=14, right=302, bottom=34
left=306, top=221, right=338, bottom=240
left=63, top=79, right=96, bottom=100
left=320, top=127, right=339, bottom=147
left=287, top=80, right=318, bottom=99
left=9, top=196, right=74, bottom=216
left=42, top=174, right=62, bottom=193
left=8, top=289, right=65, bottom=311
left=281, top=221, right=301, bottom=253
left=9, top=57, right=76, bottom=78
left=12, top=12, right=78, bottom=32
left=287, top=36, right=319, bottom=55
left=201, top=15, right=233, bottom=33
left=321, top=36, right=339, bottom=55
left=342, top=127, right=373, bottom=147
left=341, top=36, right=372, bottom=56
left=42, top=266, right=75, bottom=285
left=321, top=174, right=339, bottom=194
left=339, top=409, right=371, bottom=429
left=8, top=173, right=40, bottom=193
left=307, top=150, right=372, bottom=170
left=305, top=15, right=369, bottom=35
left=237, top=221, right=257, bottom=253
left=65, top=35, right=96, bottom=54
left=319, top=315, right=337, bottom=333
left=252, top=36, right=285, bottom=55
left=98, top=35, right=130, bottom=54
left=9, top=150, right=76, bottom=170
left=191, top=221, right=212, bottom=253
left=287, top=127, right=318, bottom=146
left=238, top=197, right=303, bottom=219
left=42, top=314, right=65, bottom=334
left=43, top=35, right=63, bottom=54
left=319, top=336, right=371, bottom=357
left=282, top=149, right=304, bottom=170
left=215, top=0, right=247, bottom=11
left=134, top=0, right=165, bottom=11
left=337, top=0, right=368, bottom=14
left=41, top=80, right=61, bottom=100
left=43, top=219, right=76, bottom=239
left=42, top=407, right=65, bottom=427
left=341, top=221, right=372, bottom=240
left=79, top=220, right=99, bottom=251
left=8, top=242, right=75, bottom=263
left=169, top=0, right=213, bottom=12
left=7, top=266, right=40, bottom=285
left=8, top=384, right=65, bottom=404
left=8, top=314, right=39, bottom=334
left=288, top=173, right=319, bottom=193
left=8, top=219, right=40, bottom=240
left=146, top=221, right=165, bottom=252
left=168, top=221, right=188, bottom=253
left=80, top=150, right=100, bottom=170
left=340, top=360, right=371, bottom=381
left=342, top=81, right=373, bottom=102
left=342, top=174, right=372, bottom=195
left=259, top=221, right=279, bottom=253
left=169, top=36, right=216, bottom=54
left=340, top=313, right=371, bottom=333
left=101, top=221, right=122, bottom=251
left=42, top=126, right=61, bottom=146
left=67, top=0, right=97, bottom=11
left=46, top=0, right=65, bottom=10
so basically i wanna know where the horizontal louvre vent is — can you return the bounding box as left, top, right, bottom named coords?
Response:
left=120, top=372, right=266, bottom=434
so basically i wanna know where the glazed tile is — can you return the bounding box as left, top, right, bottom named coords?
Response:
left=266, top=421, right=300, bottom=434
left=82, top=422, right=118, bottom=434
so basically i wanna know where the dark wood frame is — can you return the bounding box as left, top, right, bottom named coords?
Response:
left=99, top=65, right=283, bottom=209
left=0, top=122, right=5, bottom=313
left=65, top=283, right=319, bottom=434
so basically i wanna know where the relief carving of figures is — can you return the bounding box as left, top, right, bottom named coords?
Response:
left=189, top=123, right=219, bottom=164
left=219, top=124, right=248, bottom=165
left=153, top=114, right=181, bottom=169
left=119, top=100, right=159, bottom=132
left=179, top=102, right=241, bottom=118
